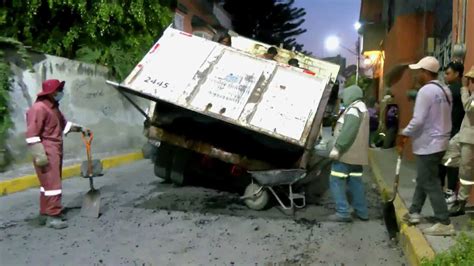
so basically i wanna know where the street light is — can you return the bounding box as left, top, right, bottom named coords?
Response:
left=364, top=57, right=373, bottom=66
left=324, top=20, right=362, bottom=84
left=324, top=35, right=361, bottom=83
left=324, top=36, right=356, bottom=55
left=325, top=36, right=340, bottom=52
left=354, top=21, right=362, bottom=31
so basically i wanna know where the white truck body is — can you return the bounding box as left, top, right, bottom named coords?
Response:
left=121, top=27, right=340, bottom=147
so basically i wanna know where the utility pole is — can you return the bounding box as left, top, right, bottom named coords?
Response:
left=356, top=37, right=360, bottom=85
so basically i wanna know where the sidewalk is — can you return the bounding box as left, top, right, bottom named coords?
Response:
left=369, top=148, right=473, bottom=264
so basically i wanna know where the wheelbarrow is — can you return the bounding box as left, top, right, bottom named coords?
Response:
left=80, top=132, right=103, bottom=218
left=241, top=169, right=307, bottom=212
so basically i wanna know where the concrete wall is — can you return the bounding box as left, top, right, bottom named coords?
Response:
left=360, top=0, right=383, bottom=23
left=6, top=52, right=148, bottom=167
left=382, top=0, right=437, bottom=21
left=453, top=0, right=474, bottom=71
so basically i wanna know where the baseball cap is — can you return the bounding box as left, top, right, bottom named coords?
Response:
left=409, top=56, right=440, bottom=73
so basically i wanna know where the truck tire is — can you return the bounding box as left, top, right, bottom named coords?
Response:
left=170, top=147, right=193, bottom=186
left=243, top=183, right=269, bottom=210
left=142, top=142, right=155, bottom=160
left=154, top=143, right=174, bottom=181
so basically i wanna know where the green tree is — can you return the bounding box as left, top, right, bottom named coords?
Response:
left=0, top=36, right=31, bottom=170
left=223, top=0, right=309, bottom=53
left=0, top=6, right=32, bottom=169
left=1, top=0, right=174, bottom=80
left=0, top=1, right=173, bottom=170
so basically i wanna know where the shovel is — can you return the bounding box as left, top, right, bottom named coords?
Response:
left=80, top=132, right=103, bottom=218
left=383, top=141, right=405, bottom=239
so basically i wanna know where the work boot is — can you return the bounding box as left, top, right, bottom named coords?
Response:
left=58, top=213, right=68, bottom=221
left=45, top=216, right=68, bottom=229
left=449, top=200, right=467, bottom=216
left=38, top=214, right=47, bottom=225
left=40, top=213, right=67, bottom=223
left=328, top=214, right=353, bottom=223
left=422, top=223, right=455, bottom=236
left=354, top=214, right=369, bottom=221
left=444, top=189, right=457, bottom=204
left=402, top=212, right=422, bottom=225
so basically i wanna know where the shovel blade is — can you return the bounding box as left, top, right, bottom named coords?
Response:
left=383, top=201, right=398, bottom=239
left=81, top=159, right=103, bottom=177
left=81, top=189, right=101, bottom=218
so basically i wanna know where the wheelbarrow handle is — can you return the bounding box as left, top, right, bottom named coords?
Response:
left=81, top=131, right=94, bottom=144
left=81, top=132, right=94, bottom=177
left=81, top=132, right=94, bottom=152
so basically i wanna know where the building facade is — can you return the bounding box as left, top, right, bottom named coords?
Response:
left=360, top=0, right=474, bottom=200
left=359, top=0, right=449, bottom=159
left=174, top=0, right=232, bottom=39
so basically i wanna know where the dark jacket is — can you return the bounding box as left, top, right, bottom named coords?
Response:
left=449, top=81, right=465, bottom=137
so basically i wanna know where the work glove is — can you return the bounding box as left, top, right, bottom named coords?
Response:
left=29, top=143, right=49, bottom=167
left=329, top=147, right=340, bottom=160
left=80, top=127, right=92, bottom=136
left=66, top=123, right=91, bottom=136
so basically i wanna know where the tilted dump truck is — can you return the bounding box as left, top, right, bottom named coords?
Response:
left=107, top=27, right=340, bottom=210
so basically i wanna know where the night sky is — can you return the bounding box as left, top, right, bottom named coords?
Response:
left=295, top=0, right=361, bottom=65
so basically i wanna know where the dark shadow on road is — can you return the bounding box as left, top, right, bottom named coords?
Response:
left=130, top=174, right=384, bottom=225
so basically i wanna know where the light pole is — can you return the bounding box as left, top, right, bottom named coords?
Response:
left=354, top=22, right=361, bottom=85
left=356, top=37, right=360, bottom=84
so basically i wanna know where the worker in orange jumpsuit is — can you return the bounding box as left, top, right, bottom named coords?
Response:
left=26, top=79, right=89, bottom=229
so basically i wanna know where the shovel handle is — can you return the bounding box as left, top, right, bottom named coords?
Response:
left=391, top=142, right=405, bottom=200
left=81, top=132, right=94, bottom=177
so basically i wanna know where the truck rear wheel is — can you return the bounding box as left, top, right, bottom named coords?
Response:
left=154, top=143, right=173, bottom=181
left=170, top=147, right=193, bottom=186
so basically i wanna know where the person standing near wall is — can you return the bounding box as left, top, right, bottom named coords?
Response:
left=399, top=56, right=455, bottom=236
left=449, top=66, right=474, bottom=216
left=440, top=62, right=465, bottom=203
left=26, top=79, right=89, bottom=229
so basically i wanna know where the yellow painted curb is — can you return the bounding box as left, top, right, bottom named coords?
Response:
left=0, top=152, right=144, bottom=196
left=369, top=149, right=435, bottom=266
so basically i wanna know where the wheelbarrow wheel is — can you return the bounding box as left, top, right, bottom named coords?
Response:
left=243, top=183, right=269, bottom=211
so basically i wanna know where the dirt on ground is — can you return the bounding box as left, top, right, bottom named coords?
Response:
left=0, top=160, right=406, bottom=265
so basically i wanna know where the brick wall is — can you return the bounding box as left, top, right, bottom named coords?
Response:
left=382, top=13, right=434, bottom=160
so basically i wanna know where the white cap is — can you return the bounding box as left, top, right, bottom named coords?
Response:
left=408, top=56, right=440, bottom=73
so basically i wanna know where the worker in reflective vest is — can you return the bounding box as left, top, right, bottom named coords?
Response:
left=328, top=85, right=370, bottom=222
left=450, top=67, right=474, bottom=215
left=25, top=79, right=89, bottom=229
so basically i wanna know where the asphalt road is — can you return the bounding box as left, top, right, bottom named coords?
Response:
left=0, top=160, right=406, bottom=265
